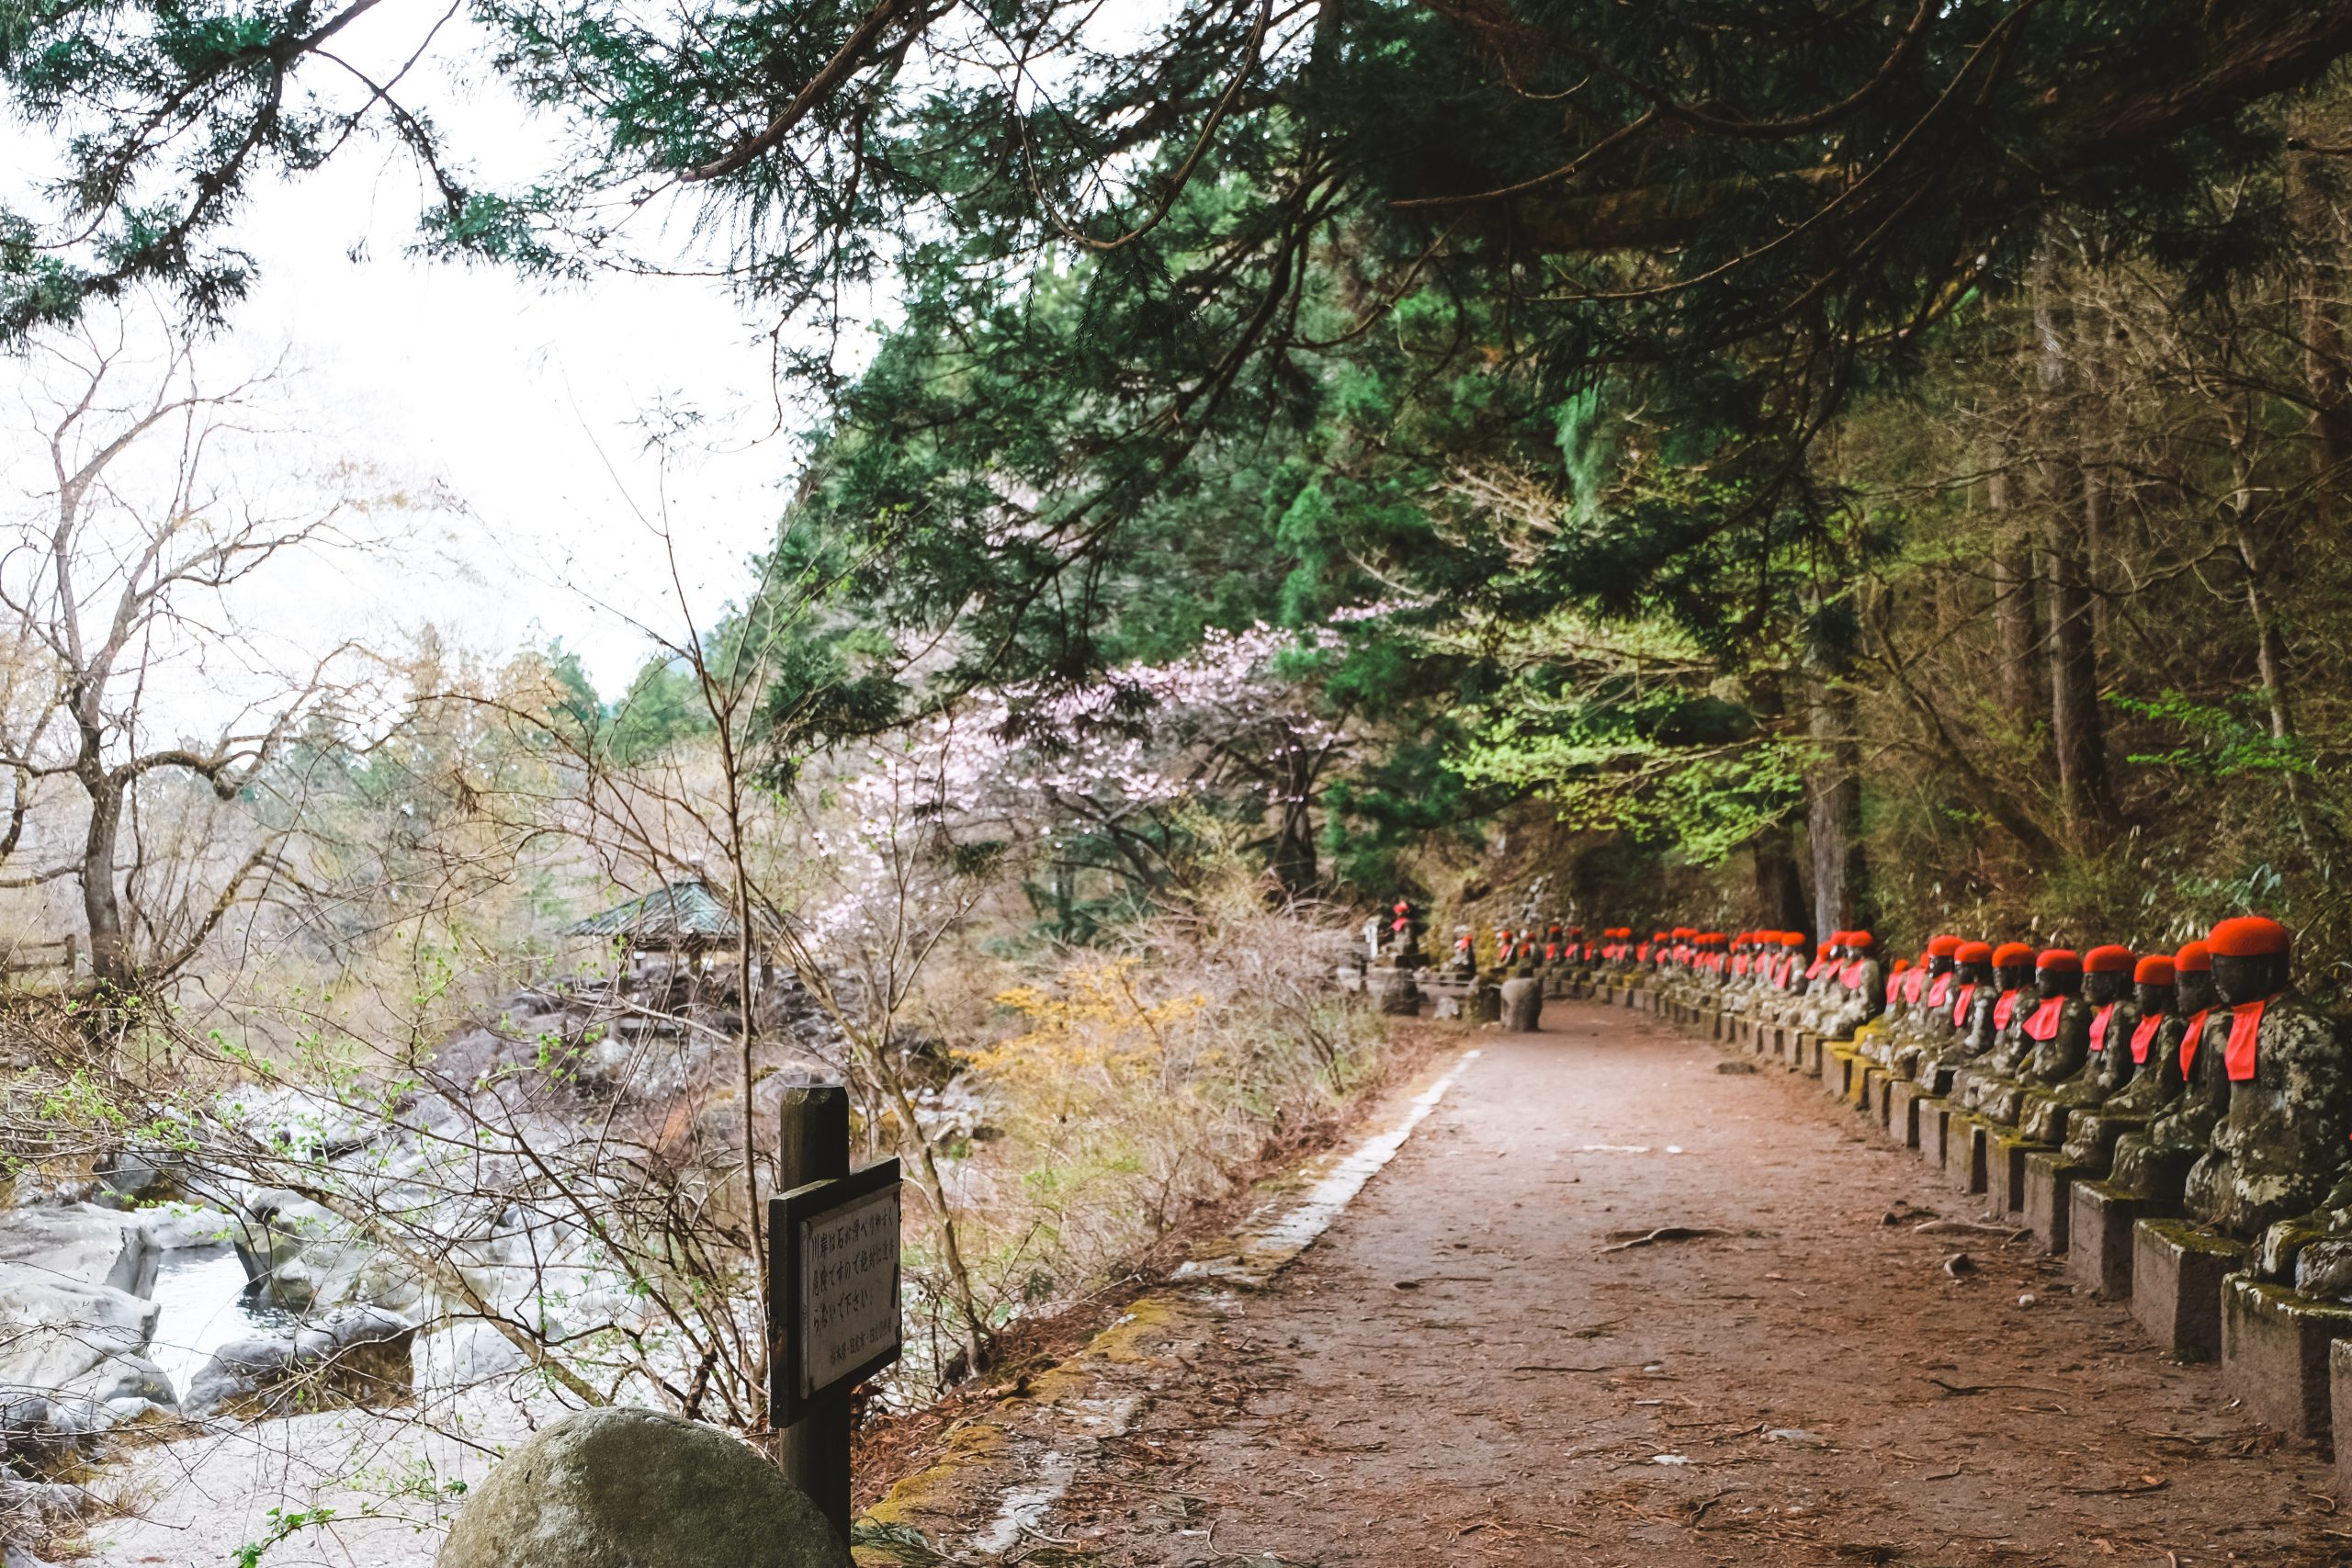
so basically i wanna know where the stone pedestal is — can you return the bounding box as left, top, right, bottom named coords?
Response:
left=1498, top=976, right=1543, bottom=1032
left=2020, top=1151, right=2096, bottom=1253
left=1849, top=1062, right=1879, bottom=1113
left=1887, top=1080, right=1924, bottom=1149
left=2132, top=1219, right=2245, bottom=1362
left=1820, top=1043, right=1853, bottom=1100
left=1984, top=1129, right=2041, bottom=1215
left=2333, top=1341, right=2352, bottom=1496
left=2066, top=1181, right=2175, bottom=1302
left=1918, top=1094, right=1952, bottom=1166
left=1941, top=1112, right=1988, bottom=1194
left=2221, top=1275, right=2352, bottom=1440
left=1369, top=967, right=1419, bottom=1017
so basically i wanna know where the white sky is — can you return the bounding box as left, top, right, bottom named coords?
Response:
left=6, top=9, right=856, bottom=712
left=227, top=153, right=801, bottom=702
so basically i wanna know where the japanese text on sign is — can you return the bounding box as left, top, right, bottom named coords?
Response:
left=797, top=1184, right=901, bottom=1397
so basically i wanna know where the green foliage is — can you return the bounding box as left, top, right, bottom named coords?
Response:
left=2114, top=691, right=2316, bottom=779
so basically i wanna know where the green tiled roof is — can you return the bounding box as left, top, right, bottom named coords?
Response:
left=565, top=878, right=742, bottom=942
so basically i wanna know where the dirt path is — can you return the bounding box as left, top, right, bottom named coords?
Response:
left=950, top=1001, right=2348, bottom=1566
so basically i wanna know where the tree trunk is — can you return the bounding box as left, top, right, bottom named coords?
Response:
left=2033, top=252, right=2115, bottom=837
left=1989, top=467, right=2041, bottom=716
left=1268, top=733, right=1319, bottom=895
left=80, top=772, right=129, bottom=987
left=1739, top=671, right=1813, bottom=931
left=1751, top=820, right=1811, bottom=932
left=2224, top=418, right=2314, bottom=846
left=1805, top=677, right=1865, bottom=940
left=2044, top=493, right=2112, bottom=834
left=2289, top=125, right=2352, bottom=527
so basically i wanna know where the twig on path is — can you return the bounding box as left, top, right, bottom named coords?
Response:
left=1928, top=1377, right=2067, bottom=1397
left=1912, top=1220, right=2031, bottom=1240
left=2064, top=1479, right=2168, bottom=1496
left=1511, top=1363, right=1625, bottom=1374
left=1600, top=1226, right=1727, bottom=1253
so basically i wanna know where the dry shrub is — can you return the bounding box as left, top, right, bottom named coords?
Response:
left=936, top=879, right=1383, bottom=1332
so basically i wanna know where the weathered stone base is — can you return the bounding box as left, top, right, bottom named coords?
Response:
left=1849, top=1060, right=1879, bottom=1112
left=1820, top=1043, right=1853, bottom=1099
left=2132, top=1219, right=2245, bottom=1362
left=1917, top=1095, right=1952, bottom=1167
left=2221, top=1274, right=2352, bottom=1440
left=2334, top=1341, right=2352, bottom=1496
left=1940, top=1112, right=1988, bottom=1194
left=2020, top=1151, right=2097, bottom=1253
left=1984, top=1129, right=2041, bottom=1216
left=1887, top=1080, right=1925, bottom=1149
left=2066, top=1181, right=2175, bottom=1301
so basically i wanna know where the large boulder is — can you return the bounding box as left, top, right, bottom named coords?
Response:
left=183, top=1304, right=414, bottom=1417
left=0, top=1205, right=154, bottom=1295
left=0, top=1276, right=156, bottom=1393
left=437, top=1406, right=850, bottom=1568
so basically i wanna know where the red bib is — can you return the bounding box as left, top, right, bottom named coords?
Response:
left=1884, top=973, right=1902, bottom=1004
left=1805, top=957, right=1826, bottom=980
left=1993, top=989, right=2021, bottom=1030
left=2022, top=997, right=2064, bottom=1042
left=1903, top=968, right=1926, bottom=1004
left=1951, top=983, right=1977, bottom=1028
left=1839, top=959, right=1866, bottom=987
left=2179, top=1010, right=2213, bottom=1075
left=2088, top=1003, right=2116, bottom=1053
left=2128, top=1014, right=2164, bottom=1065
left=2225, top=999, right=2268, bottom=1082
left=1927, top=974, right=1952, bottom=1008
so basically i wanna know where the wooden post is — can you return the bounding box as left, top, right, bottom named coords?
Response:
left=774, top=1083, right=854, bottom=1548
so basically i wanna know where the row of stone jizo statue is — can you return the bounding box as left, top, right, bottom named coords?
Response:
left=1498, top=915, right=2352, bottom=1455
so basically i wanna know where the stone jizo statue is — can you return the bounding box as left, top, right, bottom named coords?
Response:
left=2172, top=918, right=2352, bottom=1269
left=2109, top=941, right=2228, bottom=1200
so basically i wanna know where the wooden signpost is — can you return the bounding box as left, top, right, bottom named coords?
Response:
left=770, top=1084, right=902, bottom=1548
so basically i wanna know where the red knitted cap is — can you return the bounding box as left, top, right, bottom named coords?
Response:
left=1928, top=935, right=1962, bottom=959
left=1991, top=942, right=2034, bottom=968
left=2083, top=944, right=2135, bottom=975
left=2175, top=941, right=2212, bottom=974
left=1890, top=957, right=1911, bottom=973
left=2037, top=949, right=2082, bottom=976
left=2134, top=955, right=2177, bottom=986
left=2209, top=916, right=2290, bottom=958
left=1956, top=941, right=1994, bottom=964
left=1781, top=932, right=1805, bottom=948
left=1848, top=932, right=1875, bottom=951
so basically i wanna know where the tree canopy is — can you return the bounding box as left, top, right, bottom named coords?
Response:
left=12, top=0, right=2352, bottom=947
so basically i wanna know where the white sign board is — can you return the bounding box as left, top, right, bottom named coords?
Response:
left=796, top=1181, right=901, bottom=1399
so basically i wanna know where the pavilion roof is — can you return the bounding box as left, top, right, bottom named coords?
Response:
left=564, top=878, right=748, bottom=943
